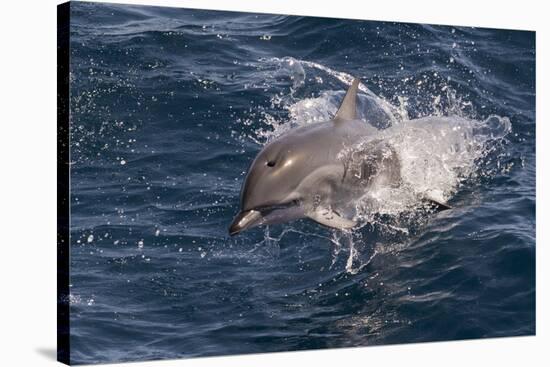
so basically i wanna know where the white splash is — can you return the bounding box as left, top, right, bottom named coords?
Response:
left=348, top=115, right=511, bottom=222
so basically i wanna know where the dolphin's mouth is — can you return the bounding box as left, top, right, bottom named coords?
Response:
left=229, top=200, right=304, bottom=236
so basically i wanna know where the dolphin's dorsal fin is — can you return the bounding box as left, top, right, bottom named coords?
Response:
left=334, top=78, right=360, bottom=122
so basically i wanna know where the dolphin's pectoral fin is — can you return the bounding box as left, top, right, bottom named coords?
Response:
left=307, top=207, right=357, bottom=229
left=423, top=197, right=452, bottom=211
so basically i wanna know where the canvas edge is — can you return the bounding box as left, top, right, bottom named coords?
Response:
left=57, top=1, right=71, bottom=365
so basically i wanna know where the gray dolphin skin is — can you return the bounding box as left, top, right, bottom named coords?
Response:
left=229, top=78, right=409, bottom=236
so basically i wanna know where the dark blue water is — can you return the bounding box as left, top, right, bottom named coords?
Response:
left=68, top=2, right=535, bottom=364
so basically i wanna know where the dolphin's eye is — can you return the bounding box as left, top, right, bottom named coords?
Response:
left=266, top=160, right=276, bottom=167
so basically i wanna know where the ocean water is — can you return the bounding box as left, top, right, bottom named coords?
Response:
left=68, top=2, right=536, bottom=364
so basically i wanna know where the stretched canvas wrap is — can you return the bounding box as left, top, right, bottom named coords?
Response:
left=57, top=1, right=536, bottom=365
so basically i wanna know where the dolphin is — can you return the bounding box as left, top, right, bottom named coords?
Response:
left=229, top=78, right=447, bottom=236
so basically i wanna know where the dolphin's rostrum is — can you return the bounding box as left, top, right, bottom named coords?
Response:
left=229, top=78, right=446, bottom=236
